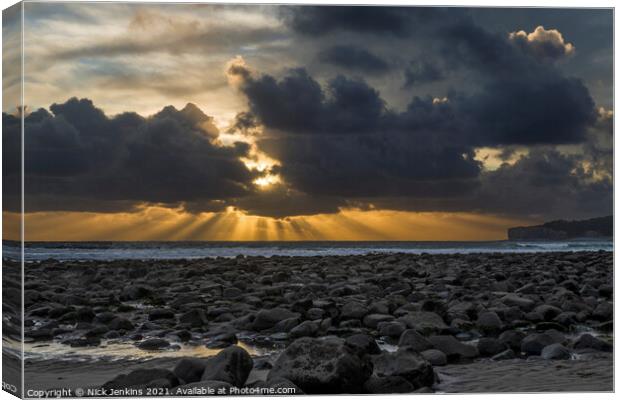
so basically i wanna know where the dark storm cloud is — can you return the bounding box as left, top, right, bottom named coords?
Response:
left=228, top=11, right=609, bottom=219
left=318, top=45, right=390, bottom=75
left=403, top=61, right=444, bottom=87
left=279, top=6, right=416, bottom=37
left=3, top=98, right=257, bottom=213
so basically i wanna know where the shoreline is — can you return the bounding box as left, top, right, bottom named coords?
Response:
left=4, top=251, right=614, bottom=393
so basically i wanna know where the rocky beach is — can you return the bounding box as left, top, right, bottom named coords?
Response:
left=5, top=251, right=614, bottom=394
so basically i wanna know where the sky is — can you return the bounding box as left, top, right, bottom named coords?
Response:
left=2, top=4, right=614, bottom=241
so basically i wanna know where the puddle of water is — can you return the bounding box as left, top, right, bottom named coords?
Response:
left=23, top=339, right=265, bottom=363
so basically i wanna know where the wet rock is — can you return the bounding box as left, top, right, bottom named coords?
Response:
left=120, top=285, right=153, bottom=301
left=201, top=345, right=253, bottom=387
left=498, top=330, right=525, bottom=351
left=174, top=358, right=207, bottom=384
left=397, top=312, right=448, bottom=335
left=572, top=333, right=612, bottom=352
left=148, top=308, right=175, bottom=321
left=378, top=321, right=406, bottom=338
left=289, top=321, right=319, bottom=339
left=420, top=349, right=447, bottom=366
left=428, top=335, right=478, bottom=361
left=103, top=369, right=179, bottom=390
left=398, top=329, right=433, bottom=352
left=269, top=337, right=371, bottom=393
left=137, top=338, right=171, bottom=350
left=593, top=302, right=613, bottom=321
left=477, top=337, right=507, bottom=357
left=179, top=309, right=208, bottom=327
left=252, top=308, right=300, bottom=331
left=520, top=333, right=556, bottom=355
left=476, top=311, right=502, bottom=334
left=372, top=347, right=435, bottom=389
left=491, top=348, right=516, bottom=361
left=541, top=343, right=571, bottom=360
left=501, top=294, right=535, bottom=310
left=344, top=334, right=381, bottom=357
left=534, top=305, right=562, bottom=321
left=362, top=313, right=394, bottom=329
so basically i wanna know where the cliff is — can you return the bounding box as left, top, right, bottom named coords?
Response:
left=508, top=216, right=613, bottom=240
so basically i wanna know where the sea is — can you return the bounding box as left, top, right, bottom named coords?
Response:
left=2, top=240, right=613, bottom=262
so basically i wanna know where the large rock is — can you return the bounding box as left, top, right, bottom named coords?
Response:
left=269, top=337, right=372, bottom=393
left=572, top=334, right=612, bottom=352
left=289, top=321, right=319, bottom=339
left=541, top=343, right=571, bottom=360
left=476, top=312, right=502, bottom=334
left=501, top=294, right=535, bottom=310
left=477, top=337, right=506, bottom=357
left=428, top=335, right=478, bottom=361
left=120, top=285, right=153, bottom=301
left=397, top=312, right=448, bottom=335
left=201, top=346, right=253, bottom=387
left=252, top=308, right=300, bottom=331
left=420, top=349, right=447, bottom=366
left=362, top=314, right=394, bottom=329
left=372, top=347, right=435, bottom=389
left=344, top=334, right=381, bottom=357
left=498, top=330, right=525, bottom=351
left=398, top=330, right=433, bottom=352
left=148, top=308, right=175, bottom=321
left=173, top=358, right=207, bottom=384
left=341, top=302, right=369, bottom=320
left=179, top=309, right=208, bottom=327
left=520, top=333, right=556, bottom=356
left=137, top=338, right=170, bottom=350
left=102, top=369, right=179, bottom=390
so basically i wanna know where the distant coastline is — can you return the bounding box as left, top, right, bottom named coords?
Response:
left=508, top=216, right=612, bottom=241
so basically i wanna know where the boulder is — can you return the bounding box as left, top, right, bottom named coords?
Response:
left=362, top=314, right=394, bottom=329
left=148, top=308, right=175, bottom=321
left=269, top=337, right=371, bottom=393
left=179, top=309, right=208, bottom=327
left=476, top=312, right=502, bottom=334
left=572, top=334, right=612, bottom=352
left=397, top=312, right=448, bottom=335
left=498, top=330, right=525, bottom=351
left=491, top=349, right=516, bottom=361
left=173, top=358, right=207, bottom=384
left=428, top=335, right=478, bottom=361
left=201, top=346, right=253, bottom=387
left=137, top=338, right=171, bottom=350
left=289, top=321, right=319, bottom=339
left=372, top=347, right=435, bottom=389
left=344, top=334, right=381, bottom=357
left=378, top=321, right=406, bottom=338
left=501, top=294, right=535, bottom=310
left=398, top=330, right=433, bottom=352
left=520, top=333, right=556, bottom=355
left=252, top=308, right=300, bottom=331
left=541, top=343, right=571, bottom=360
left=477, top=337, right=507, bottom=357
left=341, top=302, right=369, bottom=320
left=102, top=369, right=179, bottom=390
left=420, top=349, right=447, bottom=366
left=108, top=317, right=134, bottom=331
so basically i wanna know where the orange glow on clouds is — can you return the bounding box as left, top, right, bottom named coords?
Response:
left=4, top=206, right=536, bottom=242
